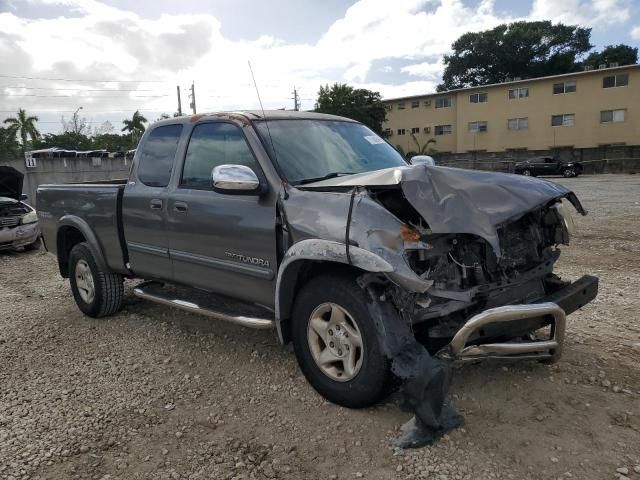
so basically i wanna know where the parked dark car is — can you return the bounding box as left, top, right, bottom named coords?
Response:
left=514, top=156, right=583, bottom=177
left=0, top=166, right=41, bottom=251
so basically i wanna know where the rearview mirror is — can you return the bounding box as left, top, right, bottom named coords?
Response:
left=20, top=194, right=29, bottom=201
left=410, top=155, right=436, bottom=167
left=212, top=164, right=261, bottom=194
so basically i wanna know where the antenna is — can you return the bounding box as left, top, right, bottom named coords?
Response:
left=248, top=60, right=281, bottom=173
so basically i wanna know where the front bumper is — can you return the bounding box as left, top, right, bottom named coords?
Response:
left=437, top=275, right=598, bottom=362
left=0, top=222, right=40, bottom=251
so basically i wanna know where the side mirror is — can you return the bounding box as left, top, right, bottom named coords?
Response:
left=20, top=194, right=29, bottom=201
left=212, top=164, right=261, bottom=194
left=410, top=155, right=436, bottom=167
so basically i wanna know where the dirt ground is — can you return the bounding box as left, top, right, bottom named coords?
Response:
left=1, top=173, right=639, bottom=480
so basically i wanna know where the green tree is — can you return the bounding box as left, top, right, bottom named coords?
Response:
left=121, top=110, right=148, bottom=147
left=314, top=83, right=387, bottom=134
left=33, top=132, right=93, bottom=151
left=407, top=134, right=436, bottom=158
left=0, top=126, right=20, bottom=159
left=438, top=21, right=593, bottom=91
left=583, top=44, right=638, bottom=68
left=91, top=133, right=131, bottom=152
left=3, top=108, right=41, bottom=155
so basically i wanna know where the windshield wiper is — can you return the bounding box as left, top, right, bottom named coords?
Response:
left=295, top=172, right=358, bottom=185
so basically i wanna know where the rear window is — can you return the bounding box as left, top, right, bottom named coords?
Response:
left=137, top=125, right=183, bottom=187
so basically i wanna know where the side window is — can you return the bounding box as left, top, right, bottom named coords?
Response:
left=181, top=123, right=259, bottom=190
left=137, top=125, right=183, bottom=187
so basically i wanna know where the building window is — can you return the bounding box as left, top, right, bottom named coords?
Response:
left=603, top=74, right=628, bottom=88
left=397, top=103, right=405, bottom=110
left=508, top=87, right=529, bottom=99
left=397, top=128, right=406, bottom=135
left=551, top=114, right=575, bottom=127
left=410, top=127, right=420, bottom=134
left=385, top=104, right=392, bottom=111
left=468, top=121, right=488, bottom=132
left=552, top=81, right=576, bottom=94
left=435, top=97, right=452, bottom=108
left=507, top=117, right=529, bottom=130
left=469, top=92, right=488, bottom=103
left=434, top=125, right=452, bottom=135
left=383, top=128, right=392, bottom=137
left=411, top=100, right=420, bottom=108
left=600, top=109, right=625, bottom=123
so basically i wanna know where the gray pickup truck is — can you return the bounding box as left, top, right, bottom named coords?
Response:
left=38, top=111, right=598, bottom=410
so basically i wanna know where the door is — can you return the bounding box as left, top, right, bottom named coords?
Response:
left=166, top=122, right=277, bottom=307
left=122, top=124, right=183, bottom=280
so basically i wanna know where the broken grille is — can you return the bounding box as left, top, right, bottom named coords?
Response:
left=0, top=217, right=20, bottom=228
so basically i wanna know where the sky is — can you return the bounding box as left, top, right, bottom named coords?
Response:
left=1, top=0, right=639, bottom=135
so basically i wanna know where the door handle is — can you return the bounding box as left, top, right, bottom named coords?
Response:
left=150, top=199, right=163, bottom=210
left=173, top=202, right=188, bottom=213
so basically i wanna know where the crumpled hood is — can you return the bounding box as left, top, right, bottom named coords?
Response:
left=0, top=166, right=24, bottom=201
left=301, top=165, right=586, bottom=255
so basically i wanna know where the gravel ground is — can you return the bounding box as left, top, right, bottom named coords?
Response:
left=1, top=173, right=639, bottom=480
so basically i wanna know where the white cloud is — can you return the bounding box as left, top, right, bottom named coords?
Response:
left=401, top=59, right=445, bottom=79
left=529, top=0, right=631, bottom=28
left=632, top=25, right=640, bottom=39
left=0, top=0, right=634, bottom=133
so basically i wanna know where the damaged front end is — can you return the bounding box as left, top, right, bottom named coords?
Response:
left=281, top=164, right=598, bottom=447
left=295, top=165, right=598, bottom=362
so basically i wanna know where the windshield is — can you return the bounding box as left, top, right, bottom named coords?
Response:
left=254, top=119, right=407, bottom=184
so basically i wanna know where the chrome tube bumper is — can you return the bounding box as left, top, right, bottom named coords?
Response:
left=437, top=302, right=566, bottom=362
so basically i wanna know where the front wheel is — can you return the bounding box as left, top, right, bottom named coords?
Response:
left=69, top=242, right=124, bottom=318
left=522, top=169, right=532, bottom=176
left=562, top=167, right=576, bottom=178
left=291, top=274, right=391, bottom=408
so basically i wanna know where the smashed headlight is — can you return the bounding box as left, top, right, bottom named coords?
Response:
left=553, top=199, right=576, bottom=238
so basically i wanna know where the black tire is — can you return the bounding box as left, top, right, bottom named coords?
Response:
left=69, top=242, right=124, bottom=318
left=522, top=169, right=532, bottom=176
left=562, top=167, right=575, bottom=178
left=24, top=236, right=41, bottom=251
left=291, top=273, right=391, bottom=409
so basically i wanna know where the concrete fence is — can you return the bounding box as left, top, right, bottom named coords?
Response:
left=2, top=156, right=131, bottom=208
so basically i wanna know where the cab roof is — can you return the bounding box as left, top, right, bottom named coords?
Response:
left=153, top=110, right=358, bottom=128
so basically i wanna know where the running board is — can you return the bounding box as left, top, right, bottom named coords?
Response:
left=133, top=281, right=274, bottom=330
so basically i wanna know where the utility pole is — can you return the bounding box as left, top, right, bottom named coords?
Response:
left=176, top=86, right=182, bottom=116
left=189, top=81, right=197, bottom=114
left=291, top=87, right=300, bottom=111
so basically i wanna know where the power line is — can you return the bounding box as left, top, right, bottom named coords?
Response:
left=1, top=86, right=162, bottom=92
left=0, top=74, right=168, bottom=83
left=1, top=93, right=169, bottom=98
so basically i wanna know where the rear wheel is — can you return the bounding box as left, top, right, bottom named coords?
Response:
left=291, top=274, right=391, bottom=408
left=69, top=242, right=124, bottom=318
left=562, top=167, right=576, bottom=178
left=522, top=169, right=532, bottom=176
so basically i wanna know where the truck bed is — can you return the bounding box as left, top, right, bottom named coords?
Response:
left=37, top=181, right=129, bottom=275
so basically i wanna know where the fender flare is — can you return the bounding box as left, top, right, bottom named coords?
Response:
left=57, top=215, right=109, bottom=272
left=274, top=239, right=393, bottom=344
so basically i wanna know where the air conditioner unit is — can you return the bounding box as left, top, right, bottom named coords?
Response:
left=583, top=65, right=593, bottom=71
left=610, top=62, right=619, bottom=67
left=424, top=100, right=431, bottom=107
left=424, top=126, right=431, bottom=134
left=513, top=76, right=521, bottom=81
left=386, top=130, right=393, bottom=137
left=598, top=64, right=607, bottom=69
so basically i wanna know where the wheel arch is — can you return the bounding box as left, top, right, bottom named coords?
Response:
left=56, top=216, right=108, bottom=277
left=275, top=239, right=393, bottom=345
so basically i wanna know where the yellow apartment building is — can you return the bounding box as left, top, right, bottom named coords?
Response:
left=382, top=64, right=640, bottom=154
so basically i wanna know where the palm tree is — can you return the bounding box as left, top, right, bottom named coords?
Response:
left=410, top=134, right=437, bottom=157
left=121, top=110, right=148, bottom=147
left=3, top=108, right=40, bottom=155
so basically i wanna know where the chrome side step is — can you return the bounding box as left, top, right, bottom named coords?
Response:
left=437, top=302, right=566, bottom=362
left=133, top=281, right=274, bottom=330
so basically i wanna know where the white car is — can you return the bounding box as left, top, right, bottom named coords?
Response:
left=0, top=166, right=41, bottom=251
